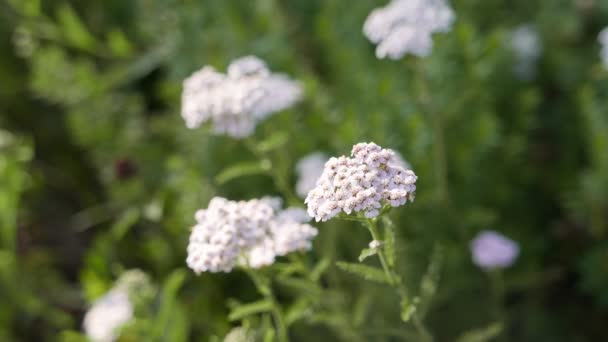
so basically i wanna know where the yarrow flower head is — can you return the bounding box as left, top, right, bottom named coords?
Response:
left=363, top=0, right=455, bottom=59
left=181, top=56, right=302, bottom=138
left=470, top=230, right=519, bottom=270
left=305, top=142, right=417, bottom=222
left=510, top=25, right=542, bottom=80
left=186, top=197, right=318, bottom=273
left=83, top=270, right=152, bottom=342
left=296, top=151, right=411, bottom=200
left=598, top=27, right=608, bottom=69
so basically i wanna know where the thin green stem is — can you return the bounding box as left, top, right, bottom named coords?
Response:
left=365, top=219, right=395, bottom=286
left=413, top=314, right=434, bottom=342
left=364, top=218, right=434, bottom=342
left=245, top=269, right=289, bottom=342
left=489, top=270, right=506, bottom=330
left=244, top=138, right=300, bottom=206
left=411, top=61, right=449, bottom=205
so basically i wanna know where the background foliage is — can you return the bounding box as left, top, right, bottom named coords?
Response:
left=1, top=0, right=608, bottom=341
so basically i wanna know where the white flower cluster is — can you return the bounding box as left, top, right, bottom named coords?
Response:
left=186, top=197, right=318, bottom=273
left=296, top=152, right=329, bottom=199
left=181, top=56, right=302, bottom=138
left=83, top=290, right=133, bottom=342
left=363, top=0, right=455, bottom=59
left=305, top=142, right=417, bottom=222
left=296, top=151, right=411, bottom=200
left=599, top=27, right=608, bottom=69
left=510, top=25, right=542, bottom=80
left=83, top=270, right=152, bottom=342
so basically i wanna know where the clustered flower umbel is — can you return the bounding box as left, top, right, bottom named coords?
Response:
left=181, top=56, right=302, bottom=138
left=83, top=270, right=149, bottom=342
left=305, top=143, right=417, bottom=222
left=470, top=230, right=519, bottom=270
left=296, top=151, right=411, bottom=199
left=186, top=197, right=318, bottom=273
left=363, top=0, right=455, bottom=59
left=599, top=27, right=608, bottom=69
left=510, top=25, right=542, bottom=80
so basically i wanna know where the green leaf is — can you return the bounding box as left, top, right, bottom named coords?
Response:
left=277, top=277, right=322, bottom=298
left=263, top=327, right=276, bottom=342
left=336, top=262, right=389, bottom=284
left=275, top=262, right=305, bottom=277
left=420, top=244, right=443, bottom=303
left=152, top=269, right=187, bottom=339
left=56, top=3, right=97, bottom=51
left=0, top=136, right=31, bottom=253
left=215, top=161, right=270, bottom=185
left=106, top=29, right=134, bottom=58
left=310, top=258, right=331, bottom=282
left=352, top=294, right=371, bottom=327
left=383, top=217, right=396, bottom=267
left=455, top=322, right=503, bottom=342
left=358, top=248, right=377, bottom=262
left=256, top=131, right=288, bottom=153
left=110, top=208, right=140, bottom=240
left=228, top=299, right=274, bottom=321
left=285, top=298, right=311, bottom=325
left=400, top=297, right=419, bottom=322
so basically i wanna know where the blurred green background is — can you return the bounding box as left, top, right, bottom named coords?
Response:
left=1, top=0, right=608, bottom=341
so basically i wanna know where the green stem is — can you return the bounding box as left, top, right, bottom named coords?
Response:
left=245, top=270, right=289, bottom=342
left=365, top=219, right=395, bottom=286
left=413, top=314, right=434, bottom=342
left=364, top=218, right=434, bottom=342
left=489, top=270, right=506, bottom=330
left=244, top=138, right=300, bottom=206
left=412, top=61, right=449, bottom=205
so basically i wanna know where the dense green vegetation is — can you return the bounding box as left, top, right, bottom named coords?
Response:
left=1, top=0, right=608, bottom=341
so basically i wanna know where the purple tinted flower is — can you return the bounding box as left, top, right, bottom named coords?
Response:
left=470, top=230, right=519, bottom=270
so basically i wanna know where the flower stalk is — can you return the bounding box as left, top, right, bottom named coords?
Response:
left=365, top=219, right=395, bottom=286
left=245, top=269, right=289, bottom=342
left=360, top=217, right=434, bottom=342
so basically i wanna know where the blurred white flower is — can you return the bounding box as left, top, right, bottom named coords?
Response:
left=599, top=27, right=608, bottom=69
left=271, top=207, right=317, bottom=256
left=470, top=230, right=519, bottom=270
left=181, top=56, right=302, bottom=138
left=83, top=270, right=151, bottom=342
left=510, top=25, right=542, bottom=80
left=83, top=290, right=133, bottom=342
left=186, top=197, right=317, bottom=273
left=296, top=152, right=329, bottom=199
left=363, top=0, right=455, bottom=59
left=224, top=326, right=255, bottom=342
left=277, top=206, right=312, bottom=223
left=305, top=142, right=417, bottom=222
